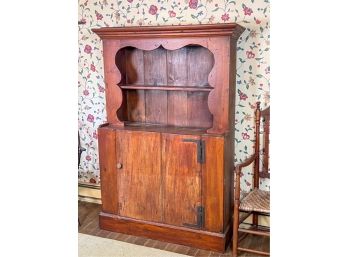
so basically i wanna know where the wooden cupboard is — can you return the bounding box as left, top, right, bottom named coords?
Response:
left=93, top=24, right=245, bottom=252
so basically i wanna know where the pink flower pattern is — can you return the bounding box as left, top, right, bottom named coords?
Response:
left=189, top=0, right=198, bottom=9
left=96, top=11, right=103, bottom=20
left=221, top=13, right=229, bottom=22
left=246, top=51, right=255, bottom=59
left=90, top=63, right=96, bottom=72
left=149, top=5, right=158, bottom=15
left=168, top=10, right=176, bottom=17
left=238, top=89, right=248, bottom=101
left=78, top=0, right=270, bottom=193
left=242, top=132, right=250, bottom=140
left=87, top=114, right=94, bottom=123
left=84, top=45, right=92, bottom=54
left=98, top=85, right=105, bottom=93
left=243, top=6, right=253, bottom=16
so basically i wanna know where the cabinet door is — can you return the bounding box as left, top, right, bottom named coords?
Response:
left=116, top=130, right=162, bottom=222
left=162, top=134, right=202, bottom=228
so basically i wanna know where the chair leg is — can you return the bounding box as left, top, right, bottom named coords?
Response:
left=232, top=202, right=240, bottom=257
left=253, top=213, right=258, bottom=227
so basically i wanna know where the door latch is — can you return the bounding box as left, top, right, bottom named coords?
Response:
left=182, top=138, right=205, bottom=163
left=183, top=206, right=205, bottom=229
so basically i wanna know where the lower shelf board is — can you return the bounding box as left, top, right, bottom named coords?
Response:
left=99, top=212, right=231, bottom=253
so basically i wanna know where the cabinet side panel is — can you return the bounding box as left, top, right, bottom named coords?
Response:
left=103, top=40, right=123, bottom=125
left=226, top=40, right=237, bottom=229
left=206, top=36, right=231, bottom=133
left=98, top=127, right=118, bottom=214
left=116, top=130, right=162, bottom=222
left=115, top=48, right=126, bottom=85
left=229, top=40, right=237, bottom=139
left=223, top=133, right=233, bottom=230
left=202, top=136, right=224, bottom=233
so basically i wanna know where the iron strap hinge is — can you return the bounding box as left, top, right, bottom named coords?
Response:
left=183, top=206, right=205, bottom=229
left=182, top=139, right=206, bottom=164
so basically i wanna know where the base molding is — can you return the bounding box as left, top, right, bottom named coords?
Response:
left=99, top=212, right=231, bottom=253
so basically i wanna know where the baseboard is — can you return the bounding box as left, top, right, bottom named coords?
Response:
left=78, top=184, right=101, bottom=204
left=78, top=182, right=101, bottom=189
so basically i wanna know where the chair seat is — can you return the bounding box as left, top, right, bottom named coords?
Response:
left=239, top=188, right=270, bottom=214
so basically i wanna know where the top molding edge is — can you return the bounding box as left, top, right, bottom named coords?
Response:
left=92, top=23, right=246, bottom=40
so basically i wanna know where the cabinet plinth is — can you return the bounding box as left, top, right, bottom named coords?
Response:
left=94, top=23, right=245, bottom=253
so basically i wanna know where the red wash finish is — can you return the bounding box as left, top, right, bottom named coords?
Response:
left=93, top=24, right=245, bottom=253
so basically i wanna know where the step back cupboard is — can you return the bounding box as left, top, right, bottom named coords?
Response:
left=93, top=24, right=245, bottom=252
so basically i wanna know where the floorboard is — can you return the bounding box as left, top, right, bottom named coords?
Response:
left=78, top=201, right=269, bottom=256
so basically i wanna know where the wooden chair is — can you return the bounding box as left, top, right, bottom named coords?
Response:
left=232, top=102, right=270, bottom=257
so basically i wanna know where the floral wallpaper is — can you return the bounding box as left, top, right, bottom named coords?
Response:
left=78, top=0, right=270, bottom=194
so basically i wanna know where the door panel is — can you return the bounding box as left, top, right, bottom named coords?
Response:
left=162, top=134, right=202, bottom=228
left=116, top=130, right=162, bottom=222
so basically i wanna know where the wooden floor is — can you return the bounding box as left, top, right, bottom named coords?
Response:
left=78, top=201, right=269, bottom=257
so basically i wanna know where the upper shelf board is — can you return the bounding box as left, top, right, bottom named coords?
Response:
left=119, top=85, right=213, bottom=92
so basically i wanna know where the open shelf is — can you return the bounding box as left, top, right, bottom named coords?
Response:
left=119, top=84, right=213, bottom=92
left=110, top=122, right=225, bottom=136
left=115, top=45, right=214, bottom=129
